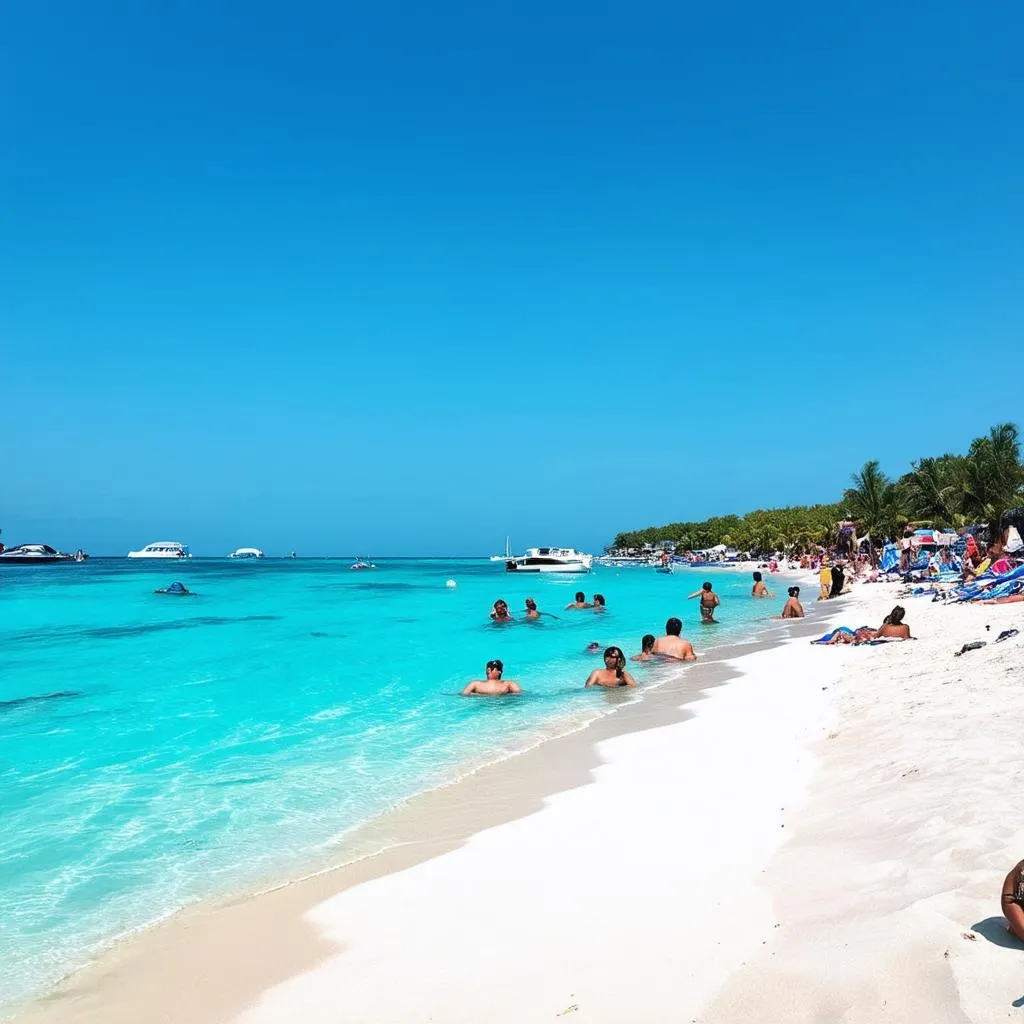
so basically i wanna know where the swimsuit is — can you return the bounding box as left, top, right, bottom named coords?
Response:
left=700, top=596, right=716, bottom=622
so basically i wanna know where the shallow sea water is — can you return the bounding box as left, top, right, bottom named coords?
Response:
left=0, top=556, right=790, bottom=1009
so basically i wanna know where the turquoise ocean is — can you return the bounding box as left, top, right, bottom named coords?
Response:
left=0, top=557, right=797, bottom=1011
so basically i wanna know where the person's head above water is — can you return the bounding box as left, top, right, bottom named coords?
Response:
left=665, top=617, right=683, bottom=636
left=575, top=591, right=586, bottom=603
left=593, top=594, right=605, bottom=607
left=485, top=659, right=504, bottom=678
left=603, top=646, right=626, bottom=678
left=525, top=598, right=537, bottom=611
left=641, top=633, right=655, bottom=653
left=753, top=571, right=763, bottom=582
left=493, top=599, right=509, bottom=613
left=585, top=642, right=601, bottom=652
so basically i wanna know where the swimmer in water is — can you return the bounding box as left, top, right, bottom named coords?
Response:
left=461, top=659, right=522, bottom=696
left=585, top=642, right=602, bottom=654
left=489, top=599, right=513, bottom=622
left=592, top=593, right=606, bottom=612
left=780, top=586, right=804, bottom=619
left=524, top=597, right=541, bottom=620
left=632, top=633, right=657, bottom=661
left=585, top=647, right=637, bottom=688
left=652, top=618, right=697, bottom=661
left=688, top=581, right=720, bottom=623
left=565, top=591, right=592, bottom=610
left=751, top=571, right=774, bottom=598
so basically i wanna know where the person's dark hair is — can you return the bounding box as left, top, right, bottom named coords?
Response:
left=593, top=594, right=605, bottom=606
left=883, top=605, right=905, bottom=626
left=666, top=617, right=682, bottom=636
left=702, top=581, right=712, bottom=592
left=586, top=641, right=601, bottom=652
left=486, top=659, right=503, bottom=675
left=525, top=598, right=537, bottom=610
left=753, top=571, right=762, bottom=582
left=575, top=591, right=585, bottom=603
left=604, top=646, right=625, bottom=679
left=788, top=586, right=799, bottom=597
left=641, top=633, right=655, bottom=652
left=494, top=599, right=507, bottom=610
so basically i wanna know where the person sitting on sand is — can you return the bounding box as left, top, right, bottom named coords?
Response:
left=688, top=581, right=720, bottom=623
left=524, top=597, right=541, bottom=620
left=652, top=617, right=697, bottom=660
left=751, top=571, right=774, bottom=598
left=565, top=591, right=592, bottom=610
left=1001, top=859, right=1024, bottom=942
left=632, top=633, right=657, bottom=661
left=780, top=586, right=804, bottom=618
left=592, top=593, right=606, bottom=612
left=461, top=659, right=522, bottom=696
left=585, top=646, right=637, bottom=688
left=489, top=599, right=513, bottom=622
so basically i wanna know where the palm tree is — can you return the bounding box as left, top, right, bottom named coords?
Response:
left=903, top=455, right=967, bottom=527
left=960, top=423, right=1024, bottom=538
left=843, top=461, right=908, bottom=564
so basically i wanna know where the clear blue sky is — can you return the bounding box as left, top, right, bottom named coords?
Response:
left=2, top=1, right=1022, bottom=555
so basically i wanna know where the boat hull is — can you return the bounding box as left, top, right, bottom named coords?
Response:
left=505, top=560, right=591, bottom=574
left=0, top=554, right=78, bottom=564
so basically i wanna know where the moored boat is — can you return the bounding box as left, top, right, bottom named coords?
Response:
left=228, top=547, right=264, bottom=559
left=127, top=542, right=190, bottom=559
left=505, top=547, right=593, bottom=573
left=0, top=543, right=87, bottom=564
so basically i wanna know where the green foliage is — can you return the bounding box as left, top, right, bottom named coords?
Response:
left=612, top=423, right=1024, bottom=552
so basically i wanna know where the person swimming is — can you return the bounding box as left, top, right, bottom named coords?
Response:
left=461, top=659, right=522, bottom=696
left=524, top=597, right=541, bottom=620
left=489, top=599, right=513, bottom=622
left=652, top=618, right=697, bottom=660
left=780, top=586, right=804, bottom=618
left=751, top=571, right=774, bottom=598
left=584, top=642, right=602, bottom=654
left=688, top=581, right=720, bottom=623
left=565, top=591, right=592, bottom=610
left=592, top=593, right=606, bottom=612
left=155, top=581, right=192, bottom=596
left=585, top=646, right=637, bottom=688
left=632, top=633, right=657, bottom=661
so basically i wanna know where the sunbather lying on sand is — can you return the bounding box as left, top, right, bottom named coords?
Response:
left=813, top=606, right=913, bottom=645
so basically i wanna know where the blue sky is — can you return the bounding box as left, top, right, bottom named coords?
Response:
left=2, top=1, right=1022, bottom=555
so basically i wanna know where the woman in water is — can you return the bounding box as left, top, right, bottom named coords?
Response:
left=751, top=571, right=774, bottom=598
left=585, top=646, right=637, bottom=688
left=688, top=581, right=720, bottom=623
left=592, top=593, right=606, bottom=612
left=524, top=597, right=541, bottom=620
left=780, top=586, right=804, bottom=618
left=489, top=599, right=514, bottom=622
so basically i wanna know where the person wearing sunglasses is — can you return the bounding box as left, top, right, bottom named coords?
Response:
left=461, top=659, right=522, bottom=696
left=584, top=647, right=637, bottom=688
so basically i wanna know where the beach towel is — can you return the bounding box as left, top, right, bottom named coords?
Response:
left=811, top=626, right=872, bottom=644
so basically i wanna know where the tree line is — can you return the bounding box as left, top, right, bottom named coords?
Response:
left=611, top=423, right=1024, bottom=555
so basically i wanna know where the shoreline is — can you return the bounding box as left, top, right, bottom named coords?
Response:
left=12, top=591, right=831, bottom=1024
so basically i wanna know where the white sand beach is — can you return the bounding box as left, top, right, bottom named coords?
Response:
left=17, top=583, right=1024, bottom=1024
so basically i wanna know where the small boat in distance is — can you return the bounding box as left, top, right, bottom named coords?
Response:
left=351, top=556, right=376, bottom=570
left=505, top=547, right=593, bottom=574
left=228, top=547, right=264, bottom=559
left=0, top=543, right=87, bottom=564
left=489, top=537, right=513, bottom=562
left=127, top=542, right=190, bottom=559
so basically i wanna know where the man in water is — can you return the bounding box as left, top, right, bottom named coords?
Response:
left=524, top=598, right=541, bottom=620
left=751, top=571, right=774, bottom=598
left=652, top=617, right=697, bottom=660
left=688, top=581, right=720, bottom=623
left=565, top=591, right=592, bottom=610
left=489, top=599, right=513, bottom=622
left=632, top=634, right=658, bottom=661
left=461, top=659, right=522, bottom=696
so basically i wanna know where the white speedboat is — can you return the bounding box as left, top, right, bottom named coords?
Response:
left=127, top=541, right=190, bottom=559
left=351, top=556, right=376, bottom=570
left=229, top=547, right=264, bottom=559
left=505, top=547, right=593, bottom=573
